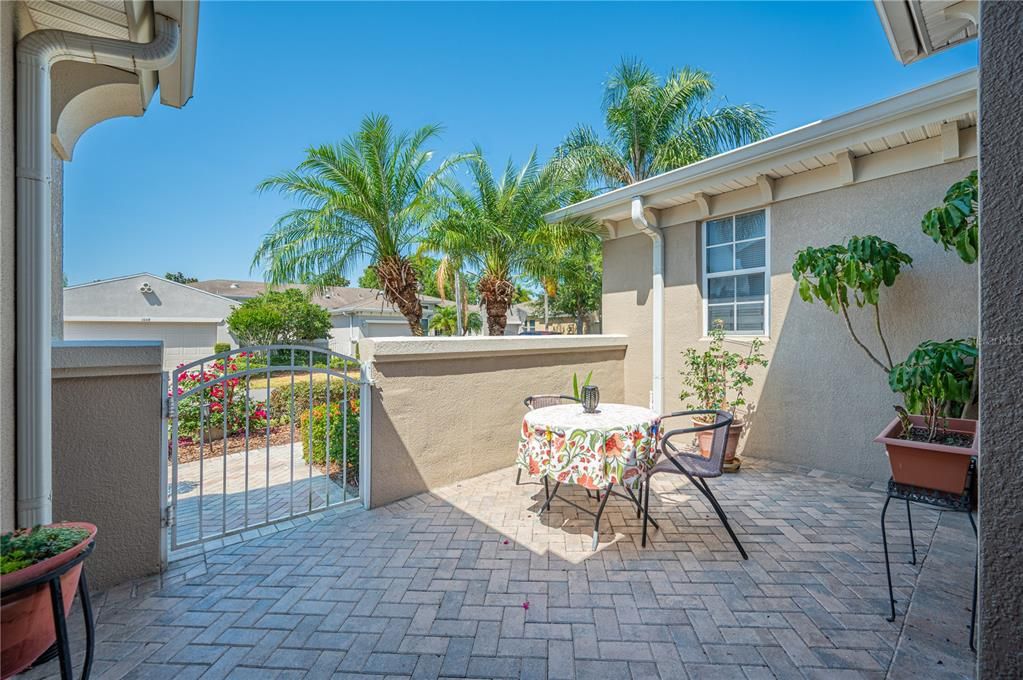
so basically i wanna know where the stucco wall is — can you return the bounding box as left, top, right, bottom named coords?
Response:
left=362, top=336, right=627, bottom=508
left=978, top=3, right=1023, bottom=675
left=51, top=342, right=165, bottom=591
left=603, top=158, right=977, bottom=481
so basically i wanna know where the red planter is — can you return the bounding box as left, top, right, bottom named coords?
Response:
left=874, top=416, right=977, bottom=494
left=0, top=522, right=96, bottom=679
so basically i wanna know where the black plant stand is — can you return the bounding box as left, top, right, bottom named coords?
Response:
left=881, top=459, right=977, bottom=651
left=2, top=541, right=96, bottom=679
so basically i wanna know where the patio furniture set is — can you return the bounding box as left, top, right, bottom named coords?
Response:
left=515, top=393, right=978, bottom=650
left=516, top=395, right=745, bottom=556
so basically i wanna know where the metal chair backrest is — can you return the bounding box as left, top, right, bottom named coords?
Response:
left=661, top=409, right=734, bottom=475
left=524, top=394, right=580, bottom=410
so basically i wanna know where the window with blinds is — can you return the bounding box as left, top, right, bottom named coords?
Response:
left=703, top=208, right=769, bottom=335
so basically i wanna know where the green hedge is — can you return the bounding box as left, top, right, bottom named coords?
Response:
left=213, top=342, right=232, bottom=354
left=298, top=399, right=359, bottom=481
left=268, top=380, right=357, bottom=423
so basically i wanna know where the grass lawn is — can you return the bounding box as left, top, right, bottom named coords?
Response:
left=263, top=370, right=359, bottom=389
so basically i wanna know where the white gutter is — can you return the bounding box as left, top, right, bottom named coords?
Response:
left=630, top=196, right=663, bottom=414
left=15, top=15, right=181, bottom=527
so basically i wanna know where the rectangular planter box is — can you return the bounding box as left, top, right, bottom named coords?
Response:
left=874, top=415, right=977, bottom=494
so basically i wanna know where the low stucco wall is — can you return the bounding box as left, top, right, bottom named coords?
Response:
left=360, top=335, right=628, bottom=508
left=603, top=158, right=978, bottom=481
left=51, top=341, right=164, bottom=591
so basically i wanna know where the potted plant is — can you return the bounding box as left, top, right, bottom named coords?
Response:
left=679, top=320, right=768, bottom=470
left=1, top=523, right=96, bottom=678
left=792, top=171, right=979, bottom=492
left=876, top=339, right=977, bottom=493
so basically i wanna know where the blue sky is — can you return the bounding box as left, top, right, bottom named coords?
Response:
left=63, top=1, right=977, bottom=286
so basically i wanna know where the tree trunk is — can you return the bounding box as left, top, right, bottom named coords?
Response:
left=575, top=307, right=584, bottom=335
left=479, top=274, right=514, bottom=336
left=543, top=291, right=549, bottom=330
left=454, top=273, right=463, bottom=336
left=374, top=255, right=424, bottom=336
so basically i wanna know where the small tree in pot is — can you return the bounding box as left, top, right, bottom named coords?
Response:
left=679, top=320, right=768, bottom=470
left=793, top=171, right=979, bottom=493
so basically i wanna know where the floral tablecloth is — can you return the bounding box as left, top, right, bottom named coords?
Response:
left=516, top=403, right=660, bottom=491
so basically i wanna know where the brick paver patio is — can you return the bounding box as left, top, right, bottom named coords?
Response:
left=24, top=459, right=976, bottom=679
left=171, top=443, right=357, bottom=548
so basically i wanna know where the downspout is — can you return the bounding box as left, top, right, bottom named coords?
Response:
left=15, top=15, right=181, bottom=527
left=631, top=196, right=664, bottom=414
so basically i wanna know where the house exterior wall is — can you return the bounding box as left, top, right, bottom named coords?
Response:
left=603, top=158, right=977, bottom=481
left=361, top=336, right=627, bottom=508
left=51, top=341, right=165, bottom=591
left=977, top=3, right=1023, bottom=674
left=64, top=275, right=236, bottom=369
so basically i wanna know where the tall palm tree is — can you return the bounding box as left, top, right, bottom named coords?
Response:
left=253, top=115, right=465, bottom=335
left=556, top=58, right=771, bottom=190
left=424, top=150, right=598, bottom=335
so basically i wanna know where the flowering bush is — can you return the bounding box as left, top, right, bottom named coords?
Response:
left=679, top=320, right=768, bottom=420
left=298, top=397, right=359, bottom=481
left=172, top=353, right=268, bottom=439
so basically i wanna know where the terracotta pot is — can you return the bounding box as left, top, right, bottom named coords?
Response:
left=874, top=415, right=977, bottom=494
left=695, top=417, right=744, bottom=462
left=0, top=522, right=97, bottom=679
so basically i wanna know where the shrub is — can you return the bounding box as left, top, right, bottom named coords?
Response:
left=889, top=339, right=977, bottom=440
left=226, top=288, right=331, bottom=347
left=213, top=342, right=232, bottom=354
left=172, top=353, right=268, bottom=438
left=298, top=399, right=360, bottom=481
left=1, top=525, right=91, bottom=575
left=679, top=320, right=768, bottom=419
left=268, top=379, right=356, bottom=423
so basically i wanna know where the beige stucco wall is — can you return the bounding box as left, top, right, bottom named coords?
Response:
left=363, top=336, right=627, bottom=508
left=51, top=341, right=165, bottom=591
left=604, top=158, right=977, bottom=481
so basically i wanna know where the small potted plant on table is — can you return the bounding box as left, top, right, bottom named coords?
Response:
left=1, top=522, right=96, bottom=679
left=679, top=320, right=768, bottom=471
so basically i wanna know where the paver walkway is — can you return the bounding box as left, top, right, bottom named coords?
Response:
left=25, top=459, right=975, bottom=679
left=171, top=444, right=356, bottom=548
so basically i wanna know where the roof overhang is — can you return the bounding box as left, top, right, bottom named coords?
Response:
left=547, top=69, right=978, bottom=233
left=874, top=0, right=977, bottom=65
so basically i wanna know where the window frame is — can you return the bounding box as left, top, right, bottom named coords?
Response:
left=701, top=207, right=771, bottom=338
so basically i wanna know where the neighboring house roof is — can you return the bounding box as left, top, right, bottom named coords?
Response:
left=547, top=69, right=977, bottom=230
left=189, top=280, right=443, bottom=315
left=874, top=0, right=977, bottom=65
left=64, top=273, right=236, bottom=322
left=66, top=272, right=236, bottom=305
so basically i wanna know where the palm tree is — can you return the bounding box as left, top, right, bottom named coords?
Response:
left=254, top=115, right=465, bottom=335
left=424, top=150, right=598, bottom=335
left=428, top=305, right=458, bottom=336
left=556, top=58, right=771, bottom=190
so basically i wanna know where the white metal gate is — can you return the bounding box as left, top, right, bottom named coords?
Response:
left=165, top=345, right=370, bottom=553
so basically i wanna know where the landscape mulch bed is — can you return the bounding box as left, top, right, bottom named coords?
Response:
left=173, top=425, right=296, bottom=464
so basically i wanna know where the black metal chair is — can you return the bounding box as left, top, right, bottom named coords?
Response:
left=642, top=409, right=748, bottom=559
left=519, top=394, right=580, bottom=485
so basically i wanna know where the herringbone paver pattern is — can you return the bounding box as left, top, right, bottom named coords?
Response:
left=22, top=459, right=975, bottom=679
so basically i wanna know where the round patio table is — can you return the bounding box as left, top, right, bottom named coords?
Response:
left=516, top=403, right=661, bottom=549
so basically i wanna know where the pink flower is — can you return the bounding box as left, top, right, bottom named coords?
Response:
left=503, top=540, right=509, bottom=545
left=522, top=601, right=530, bottom=610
